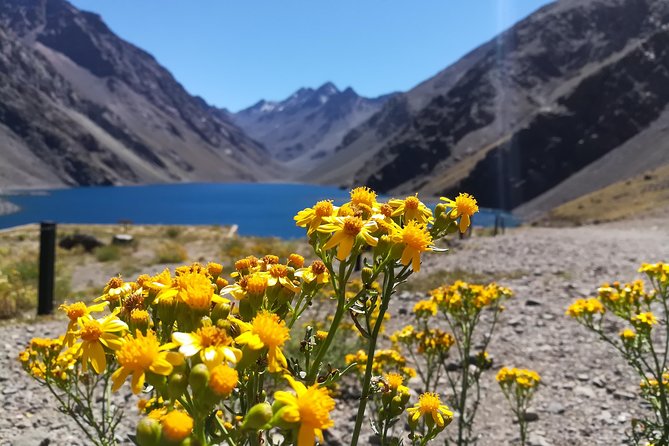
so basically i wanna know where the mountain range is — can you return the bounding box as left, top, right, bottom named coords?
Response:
left=230, top=82, right=395, bottom=167
left=1, top=0, right=669, bottom=220
left=0, top=0, right=271, bottom=188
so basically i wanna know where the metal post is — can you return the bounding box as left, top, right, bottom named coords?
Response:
left=38, top=221, right=56, bottom=315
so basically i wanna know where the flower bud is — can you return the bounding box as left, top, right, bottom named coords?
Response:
left=136, top=417, right=162, bottom=446
left=189, top=364, right=210, bottom=393
left=270, top=406, right=297, bottom=430
left=374, top=235, right=392, bottom=258
left=390, top=242, right=405, bottom=260
left=434, top=203, right=446, bottom=218
left=211, top=302, right=231, bottom=323
left=168, top=372, right=188, bottom=400
left=238, top=298, right=255, bottom=321
left=361, top=267, right=374, bottom=286
left=207, top=262, right=223, bottom=278
left=241, top=402, right=273, bottom=431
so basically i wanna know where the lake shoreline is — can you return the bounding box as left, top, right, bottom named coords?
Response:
left=0, top=197, right=20, bottom=216
left=0, top=183, right=519, bottom=236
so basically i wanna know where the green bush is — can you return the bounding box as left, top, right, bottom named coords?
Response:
left=95, top=245, right=121, bottom=262
left=154, top=243, right=188, bottom=264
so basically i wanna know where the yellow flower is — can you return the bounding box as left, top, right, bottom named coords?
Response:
left=632, top=312, right=658, bottom=328
left=209, top=364, right=239, bottom=397
left=130, top=309, right=151, bottom=327
left=70, top=313, right=128, bottom=374
left=267, top=264, right=300, bottom=292
left=294, top=200, right=336, bottom=234
left=234, top=311, right=290, bottom=373
left=207, top=262, right=224, bottom=277
left=620, top=328, right=637, bottom=340
left=59, top=301, right=108, bottom=344
left=515, top=369, right=541, bottom=388
left=388, top=195, right=433, bottom=225
left=246, top=274, right=268, bottom=295
left=175, top=271, right=227, bottom=311
left=112, top=330, right=183, bottom=394
left=350, top=186, right=378, bottom=210
left=295, top=260, right=330, bottom=285
left=496, top=367, right=516, bottom=383
left=319, top=216, right=378, bottom=261
left=274, top=375, right=335, bottom=446
left=413, top=299, right=437, bottom=318
left=172, top=325, right=241, bottom=367
left=565, top=298, right=605, bottom=318
left=384, top=372, right=405, bottom=392
left=161, top=410, right=193, bottom=442
left=396, top=220, right=432, bottom=272
left=96, top=276, right=134, bottom=303
left=407, top=392, right=453, bottom=428
left=288, top=254, right=305, bottom=269
left=441, top=193, right=479, bottom=233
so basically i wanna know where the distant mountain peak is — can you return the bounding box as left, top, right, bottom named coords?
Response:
left=316, top=81, right=339, bottom=96
left=232, top=83, right=397, bottom=163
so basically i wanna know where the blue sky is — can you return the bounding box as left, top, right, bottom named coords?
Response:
left=69, top=0, right=553, bottom=112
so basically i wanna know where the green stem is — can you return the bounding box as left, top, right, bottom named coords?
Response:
left=350, top=268, right=394, bottom=446
left=457, top=321, right=473, bottom=446
left=306, top=259, right=352, bottom=383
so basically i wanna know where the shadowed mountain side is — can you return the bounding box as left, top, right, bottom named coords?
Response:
left=0, top=0, right=272, bottom=188
left=299, top=0, right=669, bottom=215
left=439, top=30, right=669, bottom=212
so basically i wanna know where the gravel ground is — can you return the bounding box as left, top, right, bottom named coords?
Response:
left=1, top=218, right=668, bottom=446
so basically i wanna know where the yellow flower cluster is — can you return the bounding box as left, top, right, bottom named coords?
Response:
left=295, top=187, right=479, bottom=271
left=430, top=281, right=512, bottom=320
left=565, top=298, right=605, bottom=318
left=568, top=263, right=669, bottom=446
left=19, top=254, right=336, bottom=446
left=639, top=262, right=669, bottom=288
left=496, top=367, right=541, bottom=389
left=19, top=188, right=480, bottom=446
left=345, top=349, right=416, bottom=378
left=640, top=372, right=669, bottom=390
left=391, top=325, right=455, bottom=355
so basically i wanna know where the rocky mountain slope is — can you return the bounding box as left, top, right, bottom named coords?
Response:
left=231, top=82, right=394, bottom=167
left=0, top=0, right=271, bottom=189
left=301, top=0, right=669, bottom=216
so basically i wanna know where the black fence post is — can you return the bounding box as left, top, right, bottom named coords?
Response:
left=38, top=221, right=56, bottom=315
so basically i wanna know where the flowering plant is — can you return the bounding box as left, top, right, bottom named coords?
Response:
left=567, top=263, right=669, bottom=445
left=19, top=188, right=481, bottom=446
left=496, top=367, right=541, bottom=446
left=389, top=281, right=512, bottom=445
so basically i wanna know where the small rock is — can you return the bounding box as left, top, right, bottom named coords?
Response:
left=613, top=390, right=636, bottom=400
left=112, top=234, right=134, bottom=245
left=576, top=373, right=589, bottom=382
left=546, top=402, right=565, bottom=414
left=528, top=433, right=552, bottom=446
left=525, top=299, right=542, bottom=306
left=574, top=385, right=596, bottom=398
left=522, top=411, right=539, bottom=422
left=592, top=377, right=606, bottom=388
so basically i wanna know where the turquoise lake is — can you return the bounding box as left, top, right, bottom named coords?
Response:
left=0, top=184, right=517, bottom=238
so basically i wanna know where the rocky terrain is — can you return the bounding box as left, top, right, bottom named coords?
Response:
left=231, top=82, right=394, bottom=166
left=0, top=0, right=272, bottom=189
left=1, top=218, right=668, bottom=445
left=301, top=0, right=669, bottom=218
